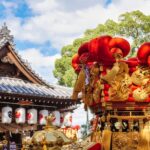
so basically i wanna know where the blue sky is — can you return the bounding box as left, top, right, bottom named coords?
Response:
left=0, top=0, right=149, bottom=126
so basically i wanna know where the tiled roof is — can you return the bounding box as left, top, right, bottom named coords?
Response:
left=0, top=24, right=75, bottom=100
left=0, top=77, right=72, bottom=99
left=0, top=23, right=50, bottom=86
left=0, top=24, right=77, bottom=102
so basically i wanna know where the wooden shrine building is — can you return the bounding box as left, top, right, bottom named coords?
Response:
left=0, top=24, right=78, bottom=146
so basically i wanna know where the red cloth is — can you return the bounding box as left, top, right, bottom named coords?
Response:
left=88, top=143, right=101, bottom=150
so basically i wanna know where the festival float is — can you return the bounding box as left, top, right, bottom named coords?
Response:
left=71, top=35, right=150, bottom=150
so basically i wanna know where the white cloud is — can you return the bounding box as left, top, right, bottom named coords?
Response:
left=1, top=0, right=18, bottom=9
left=19, top=48, right=60, bottom=83
left=5, top=0, right=149, bottom=49
left=72, top=103, right=94, bottom=126
left=0, top=0, right=19, bottom=17
left=25, top=0, right=58, bottom=14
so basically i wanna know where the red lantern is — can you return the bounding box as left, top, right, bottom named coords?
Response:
left=60, top=114, right=64, bottom=123
left=27, top=113, right=32, bottom=120
left=39, top=109, right=48, bottom=125
left=2, top=106, right=12, bottom=124
left=39, top=114, right=43, bottom=120
left=64, top=112, right=72, bottom=127
left=51, top=111, right=60, bottom=126
left=15, top=108, right=26, bottom=124
left=137, top=42, right=150, bottom=66
left=15, top=111, right=21, bottom=118
left=27, top=109, right=37, bottom=124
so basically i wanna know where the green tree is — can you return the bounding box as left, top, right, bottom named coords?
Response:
left=118, top=10, right=150, bottom=57
left=53, top=10, right=150, bottom=87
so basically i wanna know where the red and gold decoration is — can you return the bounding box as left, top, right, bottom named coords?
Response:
left=25, top=114, right=72, bottom=150
left=59, top=125, right=80, bottom=140
left=71, top=35, right=150, bottom=106
left=71, top=35, right=150, bottom=150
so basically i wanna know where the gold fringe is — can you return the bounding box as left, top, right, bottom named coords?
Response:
left=102, top=129, right=112, bottom=150
left=72, top=69, right=85, bottom=100
left=137, top=121, right=150, bottom=150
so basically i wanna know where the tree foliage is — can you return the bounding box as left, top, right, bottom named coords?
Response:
left=53, top=10, right=150, bottom=87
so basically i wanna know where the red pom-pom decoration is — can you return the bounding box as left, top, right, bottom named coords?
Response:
left=72, top=36, right=132, bottom=68
left=96, top=35, right=113, bottom=63
left=88, top=37, right=100, bottom=61
left=71, top=54, right=81, bottom=73
left=88, top=35, right=112, bottom=63
left=124, top=57, right=139, bottom=67
left=108, top=37, right=130, bottom=57
left=137, top=42, right=150, bottom=66
left=78, top=42, right=89, bottom=56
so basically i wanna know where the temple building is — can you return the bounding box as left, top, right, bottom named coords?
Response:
left=0, top=24, right=78, bottom=148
